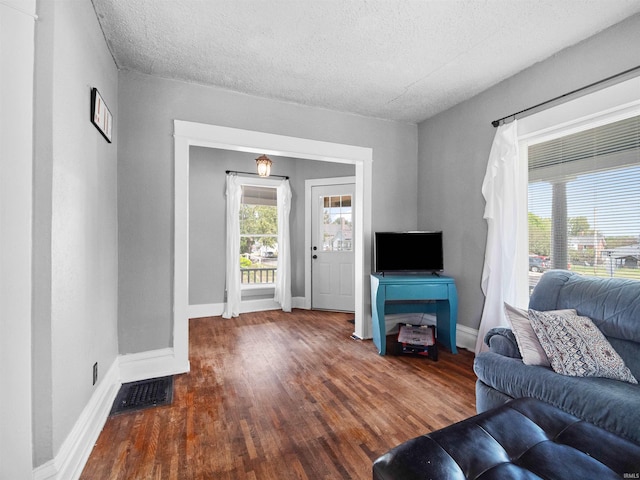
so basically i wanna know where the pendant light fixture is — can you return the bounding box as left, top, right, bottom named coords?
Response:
left=255, top=154, right=272, bottom=177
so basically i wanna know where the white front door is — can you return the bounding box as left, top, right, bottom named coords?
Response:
left=311, top=184, right=355, bottom=312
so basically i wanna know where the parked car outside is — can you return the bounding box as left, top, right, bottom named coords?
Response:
left=529, top=256, right=549, bottom=273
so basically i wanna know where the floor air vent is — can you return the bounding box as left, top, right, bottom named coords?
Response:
left=110, top=376, right=174, bottom=415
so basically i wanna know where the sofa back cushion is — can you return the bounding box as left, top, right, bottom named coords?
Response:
left=530, top=270, right=640, bottom=376
left=609, top=337, right=640, bottom=380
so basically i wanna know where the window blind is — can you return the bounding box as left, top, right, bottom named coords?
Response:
left=528, top=113, right=640, bottom=280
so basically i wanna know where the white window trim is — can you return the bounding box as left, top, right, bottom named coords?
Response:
left=515, top=75, right=640, bottom=303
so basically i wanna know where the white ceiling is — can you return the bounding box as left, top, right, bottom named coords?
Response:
left=91, top=0, right=640, bottom=123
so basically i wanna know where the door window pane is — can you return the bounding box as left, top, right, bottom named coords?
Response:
left=321, top=194, right=353, bottom=251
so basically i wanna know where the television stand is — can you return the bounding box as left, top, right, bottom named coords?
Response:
left=370, top=274, right=458, bottom=355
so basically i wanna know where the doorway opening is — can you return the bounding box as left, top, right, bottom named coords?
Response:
left=173, top=121, right=373, bottom=371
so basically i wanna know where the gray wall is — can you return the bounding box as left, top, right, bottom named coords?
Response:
left=118, top=70, right=418, bottom=353
left=33, top=0, right=119, bottom=467
left=417, top=13, right=640, bottom=331
left=189, top=148, right=354, bottom=305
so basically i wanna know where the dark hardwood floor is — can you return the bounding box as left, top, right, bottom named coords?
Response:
left=81, top=309, right=477, bottom=479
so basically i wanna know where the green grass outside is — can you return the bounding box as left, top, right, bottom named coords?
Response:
left=570, top=264, right=640, bottom=280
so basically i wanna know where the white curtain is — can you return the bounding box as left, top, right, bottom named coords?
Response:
left=476, top=120, right=520, bottom=354
left=274, top=178, right=292, bottom=312
left=223, top=174, right=242, bottom=319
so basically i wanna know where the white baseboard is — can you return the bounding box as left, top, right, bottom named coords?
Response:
left=33, top=359, right=121, bottom=480
left=456, top=324, right=478, bottom=352
left=119, top=347, right=190, bottom=384
left=188, top=297, right=307, bottom=319
left=33, top=461, right=57, bottom=480
left=292, top=297, right=306, bottom=309
left=188, top=302, right=224, bottom=318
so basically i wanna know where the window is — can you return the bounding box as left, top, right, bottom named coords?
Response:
left=321, top=194, right=353, bottom=251
left=239, top=185, right=278, bottom=285
left=527, top=114, right=640, bottom=291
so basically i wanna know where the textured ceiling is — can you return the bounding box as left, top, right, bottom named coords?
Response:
left=91, top=0, right=640, bottom=123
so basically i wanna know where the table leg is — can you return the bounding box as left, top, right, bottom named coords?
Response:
left=436, top=299, right=458, bottom=354
left=371, top=278, right=387, bottom=355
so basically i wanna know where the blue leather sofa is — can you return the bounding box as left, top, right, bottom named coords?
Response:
left=474, top=270, right=640, bottom=444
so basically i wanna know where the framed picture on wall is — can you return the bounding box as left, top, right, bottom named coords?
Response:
left=91, top=87, right=113, bottom=143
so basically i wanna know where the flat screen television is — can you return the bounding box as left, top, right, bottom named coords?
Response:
left=374, top=231, right=444, bottom=274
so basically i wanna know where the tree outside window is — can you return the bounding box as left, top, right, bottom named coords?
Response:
left=239, top=186, right=278, bottom=284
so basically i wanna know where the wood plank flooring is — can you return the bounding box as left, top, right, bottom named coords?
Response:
left=80, top=309, right=477, bottom=479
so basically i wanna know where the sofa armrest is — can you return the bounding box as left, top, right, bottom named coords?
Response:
left=484, top=327, right=521, bottom=359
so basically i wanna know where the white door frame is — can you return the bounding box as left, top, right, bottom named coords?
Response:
left=174, top=121, right=373, bottom=370
left=304, top=176, right=356, bottom=311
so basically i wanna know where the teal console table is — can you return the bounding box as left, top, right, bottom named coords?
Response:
left=371, top=274, right=458, bottom=355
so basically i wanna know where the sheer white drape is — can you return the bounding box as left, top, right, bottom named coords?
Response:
left=223, top=174, right=242, bottom=319
left=476, top=120, right=521, bottom=354
left=274, top=179, right=292, bottom=312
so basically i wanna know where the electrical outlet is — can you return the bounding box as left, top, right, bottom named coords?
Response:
left=93, top=362, right=98, bottom=385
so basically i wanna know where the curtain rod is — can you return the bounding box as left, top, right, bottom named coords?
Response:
left=226, top=170, right=289, bottom=180
left=491, top=65, right=640, bottom=128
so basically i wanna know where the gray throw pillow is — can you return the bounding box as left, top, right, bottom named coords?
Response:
left=503, top=303, right=576, bottom=367
left=528, top=309, right=638, bottom=384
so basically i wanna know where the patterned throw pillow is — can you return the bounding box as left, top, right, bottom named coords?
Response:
left=528, top=309, right=638, bottom=384
left=504, top=303, right=576, bottom=367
